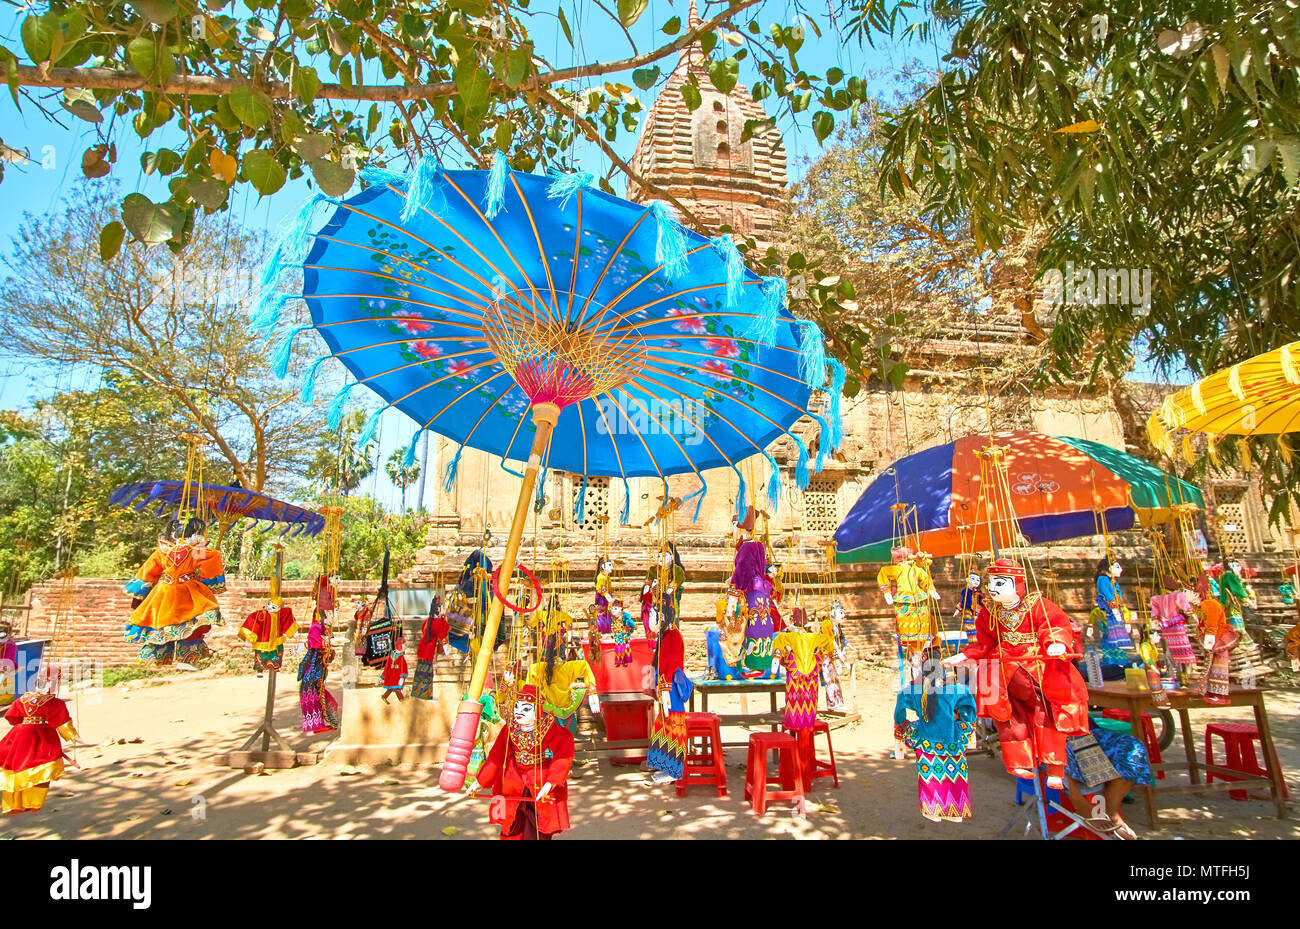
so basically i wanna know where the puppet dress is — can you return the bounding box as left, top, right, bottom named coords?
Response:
left=411, top=615, right=449, bottom=700
left=124, top=542, right=226, bottom=665
left=647, top=626, right=694, bottom=780
left=475, top=707, right=575, bottom=840
left=612, top=611, right=636, bottom=667
left=1197, top=598, right=1237, bottom=703
left=527, top=658, right=597, bottom=733
left=772, top=630, right=834, bottom=730
left=0, top=693, right=77, bottom=813
left=1148, top=591, right=1198, bottom=668
left=1092, top=575, right=1135, bottom=674
left=877, top=562, right=938, bottom=653
left=893, top=685, right=977, bottom=821
left=297, top=620, right=338, bottom=734
left=239, top=607, right=298, bottom=672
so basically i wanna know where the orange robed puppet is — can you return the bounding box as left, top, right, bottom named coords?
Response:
left=946, top=558, right=1088, bottom=788
left=475, top=683, right=574, bottom=840
left=124, top=517, right=226, bottom=665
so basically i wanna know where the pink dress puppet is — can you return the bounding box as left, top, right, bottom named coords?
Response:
left=730, top=541, right=776, bottom=678
left=1149, top=588, right=1199, bottom=680
left=594, top=558, right=615, bottom=635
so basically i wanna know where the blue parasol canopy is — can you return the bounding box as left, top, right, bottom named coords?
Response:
left=254, top=157, right=846, bottom=519
left=108, top=481, right=326, bottom=537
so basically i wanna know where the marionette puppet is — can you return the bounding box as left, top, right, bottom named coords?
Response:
left=646, top=608, right=694, bottom=786
left=594, top=556, right=615, bottom=635
left=475, top=683, right=575, bottom=840
left=954, top=572, right=983, bottom=645
left=411, top=596, right=449, bottom=701
left=772, top=622, right=836, bottom=775
left=0, top=624, right=17, bottom=705
left=1216, top=559, right=1256, bottom=646
left=0, top=665, right=79, bottom=814
left=1193, top=575, right=1237, bottom=705
left=612, top=596, right=636, bottom=667
left=298, top=608, right=339, bottom=734
left=893, top=669, right=977, bottom=823
left=659, top=543, right=686, bottom=628
left=1090, top=558, right=1137, bottom=678
left=1149, top=585, right=1200, bottom=684
left=944, top=559, right=1089, bottom=789
left=381, top=638, right=408, bottom=703
left=526, top=631, right=599, bottom=733
left=820, top=603, right=848, bottom=711
left=640, top=572, right=659, bottom=640
left=124, top=516, right=226, bottom=666
left=728, top=540, right=778, bottom=678
left=239, top=598, right=298, bottom=674
left=877, top=546, right=941, bottom=681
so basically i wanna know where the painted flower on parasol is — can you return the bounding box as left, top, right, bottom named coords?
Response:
left=252, top=154, right=845, bottom=790
left=833, top=431, right=1204, bottom=563
left=109, top=481, right=326, bottom=540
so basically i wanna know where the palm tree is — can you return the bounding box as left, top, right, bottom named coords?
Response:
left=385, top=448, right=421, bottom=513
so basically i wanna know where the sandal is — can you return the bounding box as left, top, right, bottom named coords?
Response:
left=1112, top=820, right=1138, bottom=840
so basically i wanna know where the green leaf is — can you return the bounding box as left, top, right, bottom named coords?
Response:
left=99, top=221, right=125, bottom=260
left=142, top=148, right=182, bottom=176
left=292, top=65, right=320, bottom=105
left=632, top=66, right=660, bottom=91
left=81, top=144, right=112, bottom=178
left=826, top=67, right=844, bottom=84
left=504, top=47, right=531, bottom=88
left=63, top=98, right=102, bottom=124
left=241, top=150, right=287, bottom=196
left=616, top=0, right=648, bottom=27
left=680, top=82, right=702, bottom=111
left=708, top=57, right=739, bottom=94
left=187, top=177, right=228, bottom=210
left=1210, top=43, right=1229, bottom=92
left=557, top=7, right=574, bottom=46
left=493, top=120, right=515, bottom=152
left=1277, top=140, right=1300, bottom=186
left=812, top=110, right=834, bottom=143
left=294, top=134, right=332, bottom=162
left=121, top=192, right=179, bottom=246
left=228, top=86, right=272, bottom=129
left=309, top=158, right=356, bottom=197
left=126, top=37, right=173, bottom=85
left=662, top=15, right=681, bottom=35
left=842, top=374, right=861, bottom=398
left=20, top=14, right=58, bottom=63
left=130, top=0, right=179, bottom=25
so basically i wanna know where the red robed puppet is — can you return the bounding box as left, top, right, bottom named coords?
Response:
left=475, top=684, right=574, bottom=840
left=948, top=559, right=1088, bottom=787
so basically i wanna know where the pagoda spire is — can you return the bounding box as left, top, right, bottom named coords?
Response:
left=688, top=0, right=701, bottom=27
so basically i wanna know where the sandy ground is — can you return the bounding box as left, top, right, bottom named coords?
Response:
left=5, top=662, right=1299, bottom=840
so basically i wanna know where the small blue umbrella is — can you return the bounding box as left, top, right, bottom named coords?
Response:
left=253, top=155, right=846, bottom=789
left=109, top=481, right=326, bottom=538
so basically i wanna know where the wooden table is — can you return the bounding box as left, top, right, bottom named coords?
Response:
left=1086, top=683, right=1289, bottom=827
left=689, top=678, right=786, bottom=747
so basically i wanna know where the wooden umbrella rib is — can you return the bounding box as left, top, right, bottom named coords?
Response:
left=604, top=390, right=670, bottom=487
left=511, top=174, right=561, bottom=327
left=329, top=337, right=490, bottom=359
left=303, top=267, right=528, bottom=328
left=635, top=364, right=796, bottom=456
left=638, top=357, right=820, bottom=427
left=565, top=190, right=584, bottom=327
left=588, top=243, right=716, bottom=332
left=440, top=174, right=548, bottom=320
left=418, top=370, right=513, bottom=436
left=575, top=211, right=649, bottom=322
left=624, top=372, right=746, bottom=475
left=308, top=303, right=491, bottom=335
left=594, top=280, right=767, bottom=337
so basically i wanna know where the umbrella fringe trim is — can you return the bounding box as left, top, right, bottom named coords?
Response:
left=546, top=168, right=595, bottom=210
left=807, top=412, right=830, bottom=473
left=795, top=319, right=827, bottom=389
left=733, top=465, right=748, bottom=521
left=360, top=165, right=406, bottom=189
left=761, top=450, right=781, bottom=511
left=650, top=201, right=689, bottom=280
left=357, top=406, right=385, bottom=450
left=401, top=154, right=446, bottom=223
left=299, top=355, right=329, bottom=402
left=443, top=444, right=466, bottom=494
left=792, top=433, right=811, bottom=490
left=620, top=477, right=632, bottom=526
left=747, top=276, right=784, bottom=347
left=327, top=381, right=359, bottom=432
left=272, top=324, right=311, bottom=379
left=711, top=234, right=745, bottom=307
left=575, top=475, right=588, bottom=524
left=484, top=152, right=509, bottom=219
left=825, top=358, right=846, bottom=451
left=683, top=477, right=707, bottom=523
left=403, top=429, right=422, bottom=469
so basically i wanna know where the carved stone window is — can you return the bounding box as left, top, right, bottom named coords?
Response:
left=802, top=479, right=841, bottom=533
left=571, top=475, right=610, bottom=531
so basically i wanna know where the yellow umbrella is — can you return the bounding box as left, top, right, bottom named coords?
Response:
left=1147, top=341, right=1300, bottom=461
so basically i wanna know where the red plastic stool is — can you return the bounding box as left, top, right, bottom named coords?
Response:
left=678, top=712, right=727, bottom=798
left=1101, top=710, right=1165, bottom=780
left=784, top=721, right=840, bottom=789
left=1205, top=722, right=1290, bottom=801
left=744, top=731, right=805, bottom=815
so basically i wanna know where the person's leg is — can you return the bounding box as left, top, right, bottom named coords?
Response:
left=1106, top=780, right=1137, bottom=838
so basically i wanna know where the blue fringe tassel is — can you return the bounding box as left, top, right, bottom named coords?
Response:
left=326, top=381, right=358, bottom=432
left=733, top=466, right=748, bottom=521
left=546, top=168, right=595, bottom=210
left=360, top=165, right=406, bottom=188
left=762, top=450, right=781, bottom=511
left=748, top=276, right=784, bottom=347
left=825, top=357, right=846, bottom=451
left=808, top=412, right=830, bottom=473
left=793, top=434, right=811, bottom=489
left=651, top=201, right=689, bottom=279
left=250, top=292, right=292, bottom=335
left=795, top=318, right=827, bottom=389
left=712, top=234, right=745, bottom=308
left=299, top=355, right=328, bottom=402
left=483, top=152, right=509, bottom=220
left=443, top=444, right=465, bottom=493
left=283, top=192, right=333, bottom=265
left=683, top=477, right=707, bottom=523
left=272, top=324, right=311, bottom=379
left=620, top=477, right=631, bottom=526
left=575, top=475, right=588, bottom=524
left=401, top=154, right=445, bottom=223
left=403, top=429, right=422, bottom=469
left=357, top=406, right=384, bottom=449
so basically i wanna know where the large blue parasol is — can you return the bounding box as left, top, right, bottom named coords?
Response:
left=109, top=481, right=326, bottom=538
left=253, top=154, right=846, bottom=789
